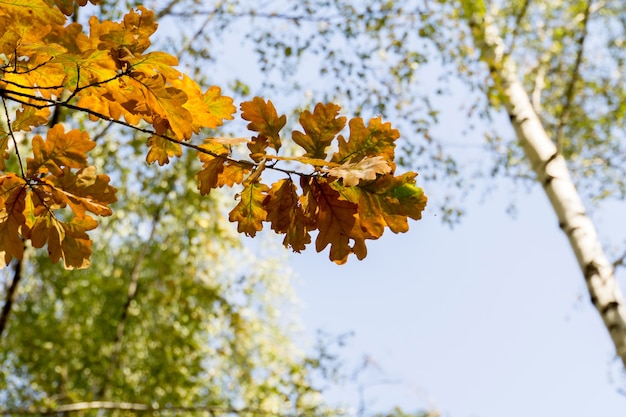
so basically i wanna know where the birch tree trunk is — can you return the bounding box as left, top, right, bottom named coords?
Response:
left=461, top=1, right=626, bottom=366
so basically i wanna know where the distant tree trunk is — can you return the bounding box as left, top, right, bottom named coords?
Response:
left=462, top=1, right=626, bottom=366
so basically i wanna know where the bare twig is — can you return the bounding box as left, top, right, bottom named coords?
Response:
left=612, top=250, right=626, bottom=270
left=506, top=0, right=532, bottom=56
left=554, top=0, right=593, bottom=151
left=1, top=97, right=25, bottom=178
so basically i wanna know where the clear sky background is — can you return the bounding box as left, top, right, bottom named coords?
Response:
left=292, top=184, right=626, bottom=416
left=143, top=1, right=626, bottom=415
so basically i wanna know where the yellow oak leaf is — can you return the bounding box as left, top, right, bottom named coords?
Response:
left=12, top=106, right=51, bottom=132
left=327, top=155, right=392, bottom=186
left=228, top=180, right=269, bottom=237
left=292, top=103, right=346, bottom=159
left=146, top=135, right=182, bottom=166
left=241, top=97, right=286, bottom=152
left=265, top=179, right=312, bottom=252
left=0, top=0, right=66, bottom=27
left=218, top=163, right=251, bottom=188
left=27, top=124, right=95, bottom=176
left=203, top=86, right=236, bottom=128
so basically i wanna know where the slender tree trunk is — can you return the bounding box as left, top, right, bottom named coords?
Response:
left=461, top=1, right=626, bottom=366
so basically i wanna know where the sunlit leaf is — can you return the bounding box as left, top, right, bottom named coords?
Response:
left=327, top=155, right=392, bottom=186
left=265, top=178, right=312, bottom=252
left=228, top=180, right=269, bottom=237
left=292, top=103, right=346, bottom=159
left=241, top=97, right=286, bottom=152
left=27, top=124, right=95, bottom=176
left=146, top=135, right=182, bottom=166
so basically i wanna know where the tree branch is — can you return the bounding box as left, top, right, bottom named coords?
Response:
left=0, top=87, right=320, bottom=180
left=0, top=257, right=23, bottom=340
left=0, top=401, right=327, bottom=416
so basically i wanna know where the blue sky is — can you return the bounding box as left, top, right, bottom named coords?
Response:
left=292, top=183, right=626, bottom=416
left=293, top=180, right=626, bottom=417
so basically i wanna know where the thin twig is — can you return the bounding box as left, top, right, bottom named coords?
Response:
left=506, top=0, right=532, bottom=56
left=1, top=97, right=25, bottom=178
left=554, top=0, right=593, bottom=151
left=176, top=6, right=220, bottom=61
left=612, top=249, right=626, bottom=270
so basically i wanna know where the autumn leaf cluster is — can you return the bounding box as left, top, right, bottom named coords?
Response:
left=0, top=1, right=427, bottom=268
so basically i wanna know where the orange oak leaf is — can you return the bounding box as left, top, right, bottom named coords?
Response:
left=333, top=172, right=428, bottom=237
left=49, top=166, right=118, bottom=218
left=146, top=135, right=182, bottom=166
left=228, top=180, right=269, bottom=237
left=303, top=178, right=358, bottom=264
left=0, top=174, right=28, bottom=266
left=292, top=103, right=346, bottom=159
left=265, top=179, right=312, bottom=252
left=331, top=117, right=399, bottom=170
left=30, top=214, right=97, bottom=269
left=53, top=0, right=101, bottom=16
left=124, top=72, right=192, bottom=139
left=196, top=141, right=230, bottom=195
left=241, top=97, right=286, bottom=152
left=27, top=124, right=95, bottom=176
left=93, top=6, right=156, bottom=57
left=327, top=155, right=392, bottom=186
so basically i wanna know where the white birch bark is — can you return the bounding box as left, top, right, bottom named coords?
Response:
left=462, top=2, right=626, bottom=366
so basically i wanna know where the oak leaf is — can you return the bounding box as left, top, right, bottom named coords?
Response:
left=228, top=180, right=269, bottom=237
left=12, top=107, right=51, bottom=132
left=202, top=85, right=237, bottom=128
left=0, top=174, right=27, bottom=266
left=30, top=214, right=97, bottom=269
left=327, top=155, right=392, bottom=186
left=49, top=166, right=118, bottom=218
left=146, top=135, right=182, bottom=166
left=334, top=172, right=428, bottom=237
left=302, top=178, right=358, bottom=264
left=27, top=124, right=95, bottom=176
left=331, top=117, right=399, bottom=170
left=265, top=179, right=312, bottom=252
left=292, top=103, right=346, bottom=159
left=241, top=97, right=286, bottom=153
